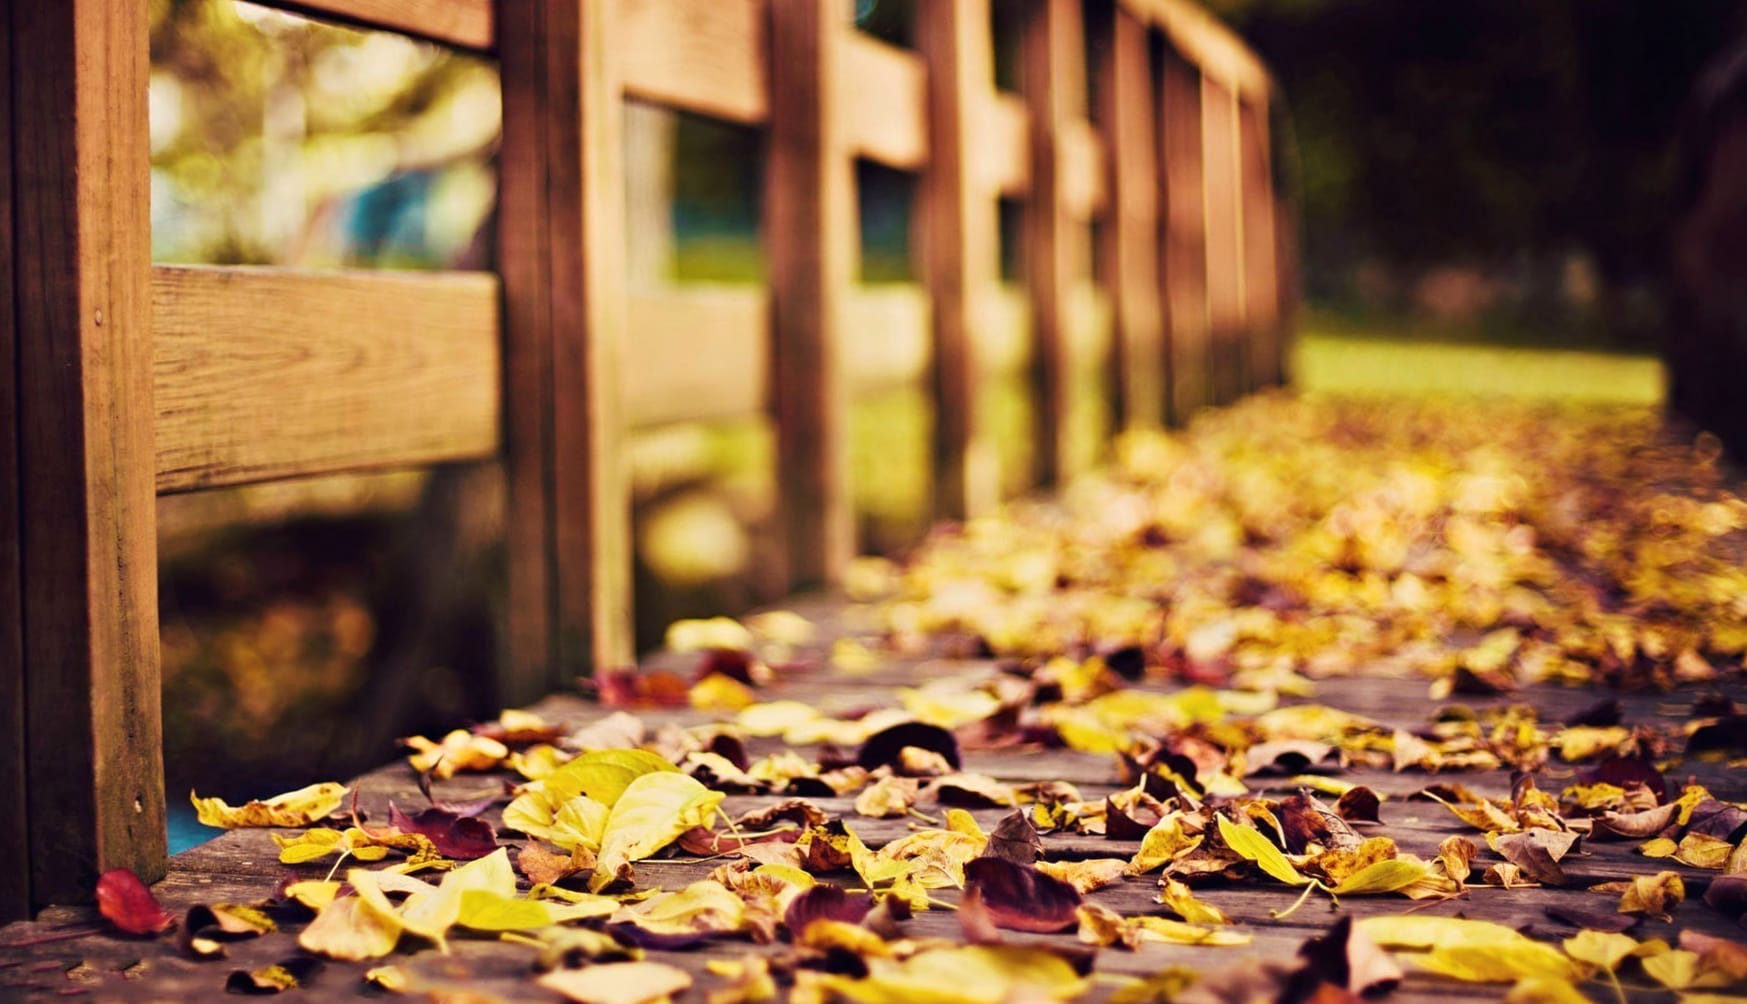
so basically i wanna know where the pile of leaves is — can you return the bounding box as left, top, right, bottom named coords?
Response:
left=73, top=395, right=1747, bottom=1002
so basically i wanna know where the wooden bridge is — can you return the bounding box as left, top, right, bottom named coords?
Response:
left=16, top=3, right=1738, bottom=1004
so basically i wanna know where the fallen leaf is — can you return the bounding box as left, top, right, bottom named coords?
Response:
left=962, top=857, right=1083, bottom=933
left=388, top=802, right=498, bottom=860
left=1036, top=858, right=1129, bottom=894
left=537, top=961, right=692, bottom=1004
left=981, top=809, right=1044, bottom=865
left=1492, top=829, right=1579, bottom=886
left=297, top=893, right=401, bottom=960
left=225, top=959, right=320, bottom=995
left=857, top=722, right=962, bottom=772
left=1297, top=915, right=1403, bottom=997
left=820, top=944, right=1088, bottom=1003
left=592, top=772, right=727, bottom=891
left=95, top=869, right=176, bottom=935
left=190, top=782, right=347, bottom=829
left=1217, top=814, right=1308, bottom=885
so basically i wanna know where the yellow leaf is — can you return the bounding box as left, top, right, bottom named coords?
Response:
left=284, top=880, right=341, bottom=912
left=1564, top=930, right=1639, bottom=972
left=690, top=673, right=757, bottom=713
left=1503, top=977, right=1596, bottom=1004
left=1157, top=878, right=1229, bottom=924
left=1418, top=942, right=1585, bottom=984
left=1358, top=915, right=1542, bottom=951
left=454, top=890, right=558, bottom=931
left=190, top=782, right=347, bottom=829
left=1333, top=858, right=1431, bottom=896
left=298, top=894, right=401, bottom=961
left=614, top=880, right=747, bottom=938
left=1036, top=858, right=1129, bottom=894
left=1217, top=815, right=1306, bottom=885
left=1127, top=816, right=1203, bottom=874
left=1677, top=833, right=1735, bottom=870
left=592, top=773, right=726, bottom=891
left=1641, top=837, right=1680, bottom=859
left=666, top=616, right=754, bottom=652
left=537, top=961, right=693, bottom=1004
left=821, top=945, right=1088, bottom=1004
left=402, top=730, right=508, bottom=778
left=363, top=966, right=408, bottom=993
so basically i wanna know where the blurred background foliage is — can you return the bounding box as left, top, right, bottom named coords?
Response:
left=150, top=0, right=1727, bottom=848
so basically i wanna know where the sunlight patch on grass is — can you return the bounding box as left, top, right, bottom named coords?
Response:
left=1292, top=333, right=1664, bottom=405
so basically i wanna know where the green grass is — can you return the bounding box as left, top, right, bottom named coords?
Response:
left=1292, top=316, right=1665, bottom=405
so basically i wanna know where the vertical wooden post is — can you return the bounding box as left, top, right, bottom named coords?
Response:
left=1158, top=46, right=1209, bottom=423
left=1020, top=0, right=1086, bottom=486
left=918, top=0, right=1000, bottom=521
left=498, top=0, right=633, bottom=703
left=1097, top=6, right=1164, bottom=431
left=767, top=0, right=854, bottom=589
left=1239, top=96, right=1281, bottom=388
left=0, top=6, right=27, bottom=922
left=9, top=0, right=164, bottom=908
left=1200, top=72, right=1245, bottom=403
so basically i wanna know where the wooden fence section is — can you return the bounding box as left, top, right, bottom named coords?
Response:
left=0, top=0, right=1291, bottom=916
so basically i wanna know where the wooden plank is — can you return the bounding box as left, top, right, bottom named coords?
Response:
left=1121, top=0, right=1271, bottom=103
left=248, top=0, right=494, bottom=52
left=1058, top=117, right=1108, bottom=221
left=1158, top=45, right=1210, bottom=422
left=1239, top=97, right=1282, bottom=388
left=0, top=7, right=25, bottom=924
left=617, top=0, right=766, bottom=125
left=844, top=284, right=931, bottom=396
left=151, top=267, right=501, bottom=492
left=625, top=285, right=768, bottom=427
left=10, top=0, right=164, bottom=908
left=976, top=92, right=1032, bottom=197
left=766, top=0, right=855, bottom=589
left=549, top=0, right=634, bottom=678
left=917, top=0, right=1001, bottom=520
left=497, top=0, right=635, bottom=702
left=495, top=0, right=557, bottom=706
left=1201, top=72, right=1246, bottom=403
left=1020, top=0, right=1089, bottom=486
left=1098, top=6, right=1165, bottom=430
left=977, top=283, right=1033, bottom=376
left=841, top=33, right=928, bottom=170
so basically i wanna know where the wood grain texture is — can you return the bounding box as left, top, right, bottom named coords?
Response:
left=1097, top=6, right=1165, bottom=430
left=766, top=0, right=855, bottom=590
left=0, top=9, right=26, bottom=923
left=1201, top=72, right=1246, bottom=404
left=248, top=0, right=494, bottom=51
left=10, top=0, right=165, bottom=908
left=840, top=33, right=928, bottom=171
left=917, top=0, right=1001, bottom=520
left=1020, top=0, right=1090, bottom=486
left=1158, top=46, right=1209, bottom=422
left=617, top=0, right=766, bottom=124
left=625, top=285, right=768, bottom=428
left=975, top=92, right=1032, bottom=197
left=1239, top=97, right=1282, bottom=388
left=151, top=267, right=500, bottom=492
left=547, top=0, right=635, bottom=678
left=495, top=0, right=557, bottom=706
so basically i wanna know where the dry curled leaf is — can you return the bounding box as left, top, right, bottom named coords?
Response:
left=95, top=868, right=176, bottom=936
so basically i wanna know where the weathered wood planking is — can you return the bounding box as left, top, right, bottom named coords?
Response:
left=1200, top=72, right=1247, bottom=405
left=841, top=33, right=929, bottom=171
left=496, top=0, right=559, bottom=707
left=1021, top=0, right=1092, bottom=486
left=1158, top=46, right=1212, bottom=424
left=0, top=6, right=26, bottom=923
left=151, top=266, right=501, bottom=492
left=1098, top=5, right=1166, bottom=431
left=1239, top=97, right=1283, bottom=389
left=9, top=0, right=166, bottom=909
left=247, top=0, right=494, bottom=52
left=918, top=0, right=1002, bottom=521
left=617, top=0, right=767, bottom=125
left=766, top=0, right=856, bottom=591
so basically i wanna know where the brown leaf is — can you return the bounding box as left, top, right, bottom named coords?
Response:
left=387, top=802, right=498, bottom=860
left=1593, top=802, right=1680, bottom=839
left=981, top=809, right=1044, bottom=866
left=956, top=885, right=1004, bottom=945
left=1541, top=903, right=1637, bottom=933
left=857, top=722, right=961, bottom=772
left=1492, top=829, right=1578, bottom=886
left=95, top=868, right=176, bottom=936
left=963, top=857, right=1082, bottom=933
left=1334, top=787, right=1382, bottom=824
left=1295, top=915, right=1402, bottom=998
left=517, top=843, right=592, bottom=885
left=784, top=884, right=872, bottom=935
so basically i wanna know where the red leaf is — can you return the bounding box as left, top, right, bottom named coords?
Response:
left=387, top=802, right=498, bottom=860
left=962, top=857, right=1081, bottom=933
left=592, top=669, right=689, bottom=708
left=96, top=869, right=176, bottom=936
left=784, top=884, right=873, bottom=934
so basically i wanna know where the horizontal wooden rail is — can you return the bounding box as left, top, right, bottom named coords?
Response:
left=841, top=34, right=929, bottom=170
left=246, top=0, right=495, bottom=52
left=152, top=266, right=501, bottom=493
left=618, top=0, right=767, bottom=124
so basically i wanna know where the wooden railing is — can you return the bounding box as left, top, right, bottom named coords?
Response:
left=0, top=0, right=1290, bottom=916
